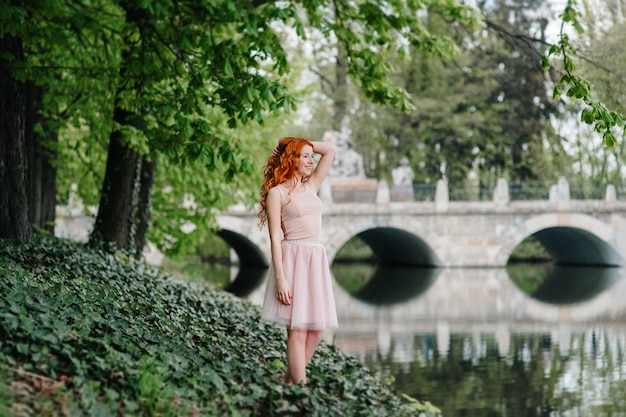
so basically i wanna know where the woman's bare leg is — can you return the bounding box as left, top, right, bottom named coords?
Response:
left=304, top=330, right=324, bottom=365
left=285, top=328, right=307, bottom=383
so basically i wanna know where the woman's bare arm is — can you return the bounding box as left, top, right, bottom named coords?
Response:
left=266, top=187, right=291, bottom=305
left=308, top=141, right=335, bottom=191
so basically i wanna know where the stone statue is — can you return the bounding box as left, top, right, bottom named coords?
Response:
left=323, top=128, right=365, bottom=178
left=391, top=157, right=414, bottom=186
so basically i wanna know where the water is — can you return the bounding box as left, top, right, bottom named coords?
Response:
left=231, top=263, right=626, bottom=416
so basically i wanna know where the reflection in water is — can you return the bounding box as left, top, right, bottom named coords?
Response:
left=326, top=264, right=626, bottom=417
left=233, top=260, right=626, bottom=416
left=507, top=264, right=623, bottom=304
left=224, top=267, right=268, bottom=298
left=363, top=330, right=626, bottom=417
left=332, top=263, right=440, bottom=305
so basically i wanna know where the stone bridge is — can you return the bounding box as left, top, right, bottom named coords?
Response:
left=216, top=178, right=626, bottom=269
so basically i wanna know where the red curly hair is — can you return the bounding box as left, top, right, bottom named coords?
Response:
left=258, top=136, right=314, bottom=227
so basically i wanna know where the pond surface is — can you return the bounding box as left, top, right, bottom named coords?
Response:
left=328, top=263, right=626, bottom=417
left=183, top=228, right=626, bottom=415
left=238, top=262, right=626, bottom=416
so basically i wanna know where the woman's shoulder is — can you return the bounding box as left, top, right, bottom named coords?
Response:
left=270, top=182, right=289, bottom=192
left=268, top=182, right=289, bottom=200
left=267, top=185, right=281, bottom=197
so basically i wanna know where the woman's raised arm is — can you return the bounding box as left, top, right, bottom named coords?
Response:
left=308, top=141, right=335, bottom=190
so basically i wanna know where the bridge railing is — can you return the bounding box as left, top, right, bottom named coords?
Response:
left=446, top=182, right=552, bottom=202
left=326, top=177, right=624, bottom=205
left=413, top=181, right=622, bottom=202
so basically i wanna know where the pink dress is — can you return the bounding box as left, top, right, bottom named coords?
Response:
left=261, top=181, right=338, bottom=330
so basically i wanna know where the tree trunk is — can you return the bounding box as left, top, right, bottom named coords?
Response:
left=333, top=42, right=348, bottom=131
left=90, top=0, right=156, bottom=254
left=0, top=34, right=33, bottom=242
left=133, top=156, right=156, bottom=259
left=25, top=82, right=57, bottom=233
left=91, top=106, right=142, bottom=250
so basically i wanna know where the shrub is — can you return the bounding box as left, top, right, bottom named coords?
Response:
left=0, top=235, right=438, bottom=416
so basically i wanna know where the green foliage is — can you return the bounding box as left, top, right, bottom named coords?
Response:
left=148, top=114, right=283, bottom=255
left=159, top=256, right=231, bottom=288
left=329, top=0, right=570, bottom=187
left=0, top=235, right=436, bottom=416
left=373, top=332, right=596, bottom=416
left=508, top=235, right=551, bottom=263
left=543, top=0, right=625, bottom=147
left=507, top=263, right=550, bottom=295
left=562, top=1, right=626, bottom=193
left=329, top=0, right=469, bottom=112
left=332, top=263, right=376, bottom=295
left=0, top=366, right=13, bottom=415
left=334, top=235, right=376, bottom=262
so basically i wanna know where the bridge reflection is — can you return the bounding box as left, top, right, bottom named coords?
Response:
left=336, top=322, right=626, bottom=417
left=508, top=264, right=623, bottom=304
left=326, top=266, right=626, bottom=365
left=233, top=260, right=624, bottom=308
left=242, top=265, right=626, bottom=320
left=239, top=266, right=626, bottom=371
left=332, top=264, right=440, bottom=305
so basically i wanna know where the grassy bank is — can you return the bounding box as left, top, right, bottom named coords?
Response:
left=0, top=235, right=439, bottom=416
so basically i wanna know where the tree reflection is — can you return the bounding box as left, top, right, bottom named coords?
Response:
left=362, top=331, right=626, bottom=417
left=224, top=267, right=268, bottom=297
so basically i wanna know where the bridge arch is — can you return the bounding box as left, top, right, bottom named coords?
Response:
left=498, top=213, right=623, bottom=267
left=216, top=229, right=268, bottom=268
left=352, top=227, right=439, bottom=267
left=211, top=226, right=269, bottom=297
left=330, top=227, right=440, bottom=305
left=497, top=213, right=624, bottom=305
left=324, top=217, right=444, bottom=267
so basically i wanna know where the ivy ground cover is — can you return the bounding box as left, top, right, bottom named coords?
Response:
left=0, top=236, right=439, bottom=416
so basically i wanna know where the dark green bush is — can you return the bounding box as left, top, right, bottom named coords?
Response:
left=0, top=235, right=438, bottom=416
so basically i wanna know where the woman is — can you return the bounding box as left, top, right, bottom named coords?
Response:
left=258, top=136, right=338, bottom=384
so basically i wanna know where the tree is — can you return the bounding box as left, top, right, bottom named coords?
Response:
left=474, top=0, right=572, bottom=185
left=1, top=0, right=119, bottom=242
left=25, top=81, right=57, bottom=234
left=3, top=0, right=482, bottom=248
left=543, top=0, right=625, bottom=148
left=0, top=32, right=32, bottom=242
left=1, top=0, right=621, bottom=249
left=562, top=0, right=626, bottom=194
left=324, top=0, right=572, bottom=191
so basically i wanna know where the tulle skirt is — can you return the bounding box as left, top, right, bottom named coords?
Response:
left=261, top=240, right=338, bottom=330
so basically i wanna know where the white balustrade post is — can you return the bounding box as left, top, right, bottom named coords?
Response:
left=435, top=179, right=449, bottom=212
left=493, top=178, right=509, bottom=207
left=550, top=176, right=570, bottom=209
left=605, top=184, right=616, bottom=202
left=376, top=180, right=390, bottom=205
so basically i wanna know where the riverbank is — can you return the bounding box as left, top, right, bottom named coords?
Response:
left=0, top=235, right=439, bottom=416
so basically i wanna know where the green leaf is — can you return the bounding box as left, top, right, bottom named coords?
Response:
left=224, top=59, right=233, bottom=77
left=553, top=85, right=563, bottom=100
left=563, top=55, right=576, bottom=73
left=580, top=108, right=594, bottom=124
left=603, top=131, right=617, bottom=147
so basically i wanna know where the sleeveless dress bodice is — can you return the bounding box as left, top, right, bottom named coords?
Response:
left=276, top=182, right=322, bottom=241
